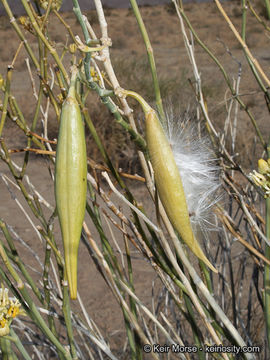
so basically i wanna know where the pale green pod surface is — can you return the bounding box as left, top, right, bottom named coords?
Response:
left=146, top=111, right=217, bottom=273
left=55, top=79, right=87, bottom=299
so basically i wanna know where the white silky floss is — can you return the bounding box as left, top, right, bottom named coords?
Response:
left=163, top=111, right=221, bottom=236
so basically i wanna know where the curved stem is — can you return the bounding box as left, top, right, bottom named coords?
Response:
left=129, top=0, right=165, bottom=123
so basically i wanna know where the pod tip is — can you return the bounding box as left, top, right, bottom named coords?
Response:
left=65, top=261, right=78, bottom=300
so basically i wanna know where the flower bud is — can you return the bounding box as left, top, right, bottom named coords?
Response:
left=258, top=159, right=270, bottom=175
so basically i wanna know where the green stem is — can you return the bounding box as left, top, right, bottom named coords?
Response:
left=0, top=139, right=47, bottom=228
left=20, top=0, right=68, bottom=85
left=85, top=202, right=123, bottom=276
left=0, top=336, right=18, bottom=360
left=9, top=96, right=26, bottom=126
left=87, top=183, right=140, bottom=357
left=9, top=328, right=32, bottom=360
left=264, top=144, right=270, bottom=350
left=129, top=0, right=165, bottom=124
left=53, top=10, right=78, bottom=44
left=17, top=85, right=43, bottom=178
left=0, top=241, right=70, bottom=357
left=123, top=315, right=137, bottom=360
left=264, top=0, right=270, bottom=20
left=72, top=0, right=146, bottom=161
left=0, top=240, right=23, bottom=289
left=41, top=232, right=65, bottom=360
left=103, top=97, right=146, bottom=151
left=176, top=4, right=266, bottom=149
left=41, top=0, right=53, bottom=30
left=0, top=0, right=40, bottom=70
left=62, top=280, right=78, bottom=359
left=241, top=0, right=270, bottom=114
left=123, top=230, right=142, bottom=360
left=0, top=66, right=12, bottom=137
left=55, top=65, right=67, bottom=98
left=183, top=293, right=206, bottom=360
left=247, top=0, right=270, bottom=32
left=38, top=229, right=64, bottom=266
left=0, top=219, right=43, bottom=303
left=38, top=73, right=61, bottom=118
left=21, top=289, right=72, bottom=359
left=265, top=202, right=270, bottom=348
left=241, top=0, right=247, bottom=41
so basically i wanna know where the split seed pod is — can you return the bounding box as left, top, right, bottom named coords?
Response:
left=55, top=67, right=87, bottom=299
left=146, top=110, right=217, bottom=272
left=121, top=90, right=217, bottom=272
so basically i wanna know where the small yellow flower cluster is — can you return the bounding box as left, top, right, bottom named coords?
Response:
left=250, top=159, right=270, bottom=197
left=18, top=16, right=34, bottom=34
left=90, top=66, right=105, bottom=85
left=0, top=286, right=25, bottom=337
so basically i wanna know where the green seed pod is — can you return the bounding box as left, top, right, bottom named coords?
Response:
left=55, top=68, right=87, bottom=299
left=146, top=110, right=217, bottom=273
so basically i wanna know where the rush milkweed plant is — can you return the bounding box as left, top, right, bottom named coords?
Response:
left=0, top=0, right=269, bottom=359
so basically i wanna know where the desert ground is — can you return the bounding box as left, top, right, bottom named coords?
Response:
left=0, top=1, right=269, bottom=358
